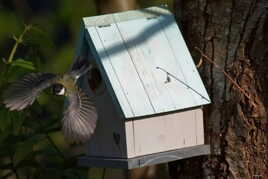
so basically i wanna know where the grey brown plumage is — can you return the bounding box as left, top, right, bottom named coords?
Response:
left=3, top=58, right=97, bottom=143
left=62, top=88, right=97, bottom=142
left=3, top=73, right=57, bottom=111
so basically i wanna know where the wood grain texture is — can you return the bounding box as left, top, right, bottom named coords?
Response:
left=125, top=120, right=135, bottom=158
left=83, top=6, right=170, bottom=27
left=116, top=17, right=199, bottom=111
left=117, top=18, right=177, bottom=113
left=79, top=145, right=210, bottom=169
left=82, top=6, right=208, bottom=164
left=95, top=23, right=155, bottom=117
left=84, top=7, right=210, bottom=118
left=159, top=15, right=210, bottom=105
left=86, top=26, right=134, bottom=118
left=127, top=108, right=203, bottom=157
left=195, top=109, right=204, bottom=145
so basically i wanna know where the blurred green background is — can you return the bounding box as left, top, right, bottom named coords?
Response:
left=0, top=0, right=172, bottom=178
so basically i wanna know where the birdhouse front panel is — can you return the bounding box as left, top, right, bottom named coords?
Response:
left=124, top=108, right=204, bottom=158
left=83, top=6, right=210, bottom=119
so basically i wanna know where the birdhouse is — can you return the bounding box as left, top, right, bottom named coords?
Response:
left=75, top=6, right=211, bottom=169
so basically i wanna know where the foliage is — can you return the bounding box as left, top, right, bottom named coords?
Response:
left=0, top=25, right=88, bottom=179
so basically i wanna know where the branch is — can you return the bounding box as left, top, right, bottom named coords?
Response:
left=3, top=25, right=32, bottom=64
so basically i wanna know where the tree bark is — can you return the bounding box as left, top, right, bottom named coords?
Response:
left=173, top=0, right=268, bottom=178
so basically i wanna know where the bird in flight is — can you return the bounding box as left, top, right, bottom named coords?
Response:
left=3, top=56, right=98, bottom=143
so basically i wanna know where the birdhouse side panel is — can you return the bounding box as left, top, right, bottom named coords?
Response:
left=82, top=81, right=128, bottom=158
left=125, top=108, right=204, bottom=157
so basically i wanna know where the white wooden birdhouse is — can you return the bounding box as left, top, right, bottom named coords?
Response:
left=75, top=6, right=211, bottom=169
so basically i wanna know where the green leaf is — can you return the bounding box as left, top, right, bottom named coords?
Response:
left=11, top=59, right=36, bottom=71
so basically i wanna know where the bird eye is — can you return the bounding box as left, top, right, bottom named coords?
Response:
left=52, top=84, right=64, bottom=94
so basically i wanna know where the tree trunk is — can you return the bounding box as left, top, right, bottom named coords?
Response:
left=173, top=0, right=268, bottom=178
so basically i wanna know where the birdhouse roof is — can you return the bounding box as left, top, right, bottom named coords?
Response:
left=82, top=6, right=210, bottom=118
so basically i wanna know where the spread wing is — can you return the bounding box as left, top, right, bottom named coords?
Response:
left=3, top=73, right=57, bottom=111
left=62, top=88, right=97, bottom=143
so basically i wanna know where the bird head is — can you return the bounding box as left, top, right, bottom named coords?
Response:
left=52, top=84, right=65, bottom=95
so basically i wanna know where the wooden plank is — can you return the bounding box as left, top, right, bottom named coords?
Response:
left=85, top=9, right=210, bottom=118
left=159, top=15, right=210, bottom=105
left=116, top=17, right=197, bottom=113
left=83, top=6, right=170, bottom=27
left=133, top=109, right=200, bottom=156
left=79, top=145, right=210, bottom=169
left=195, top=109, right=205, bottom=145
left=95, top=23, right=155, bottom=117
left=83, top=78, right=128, bottom=158
left=116, top=18, right=176, bottom=113
left=137, top=145, right=210, bottom=167
left=169, top=112, right=185, bottom=149
left=86, top=26, right=133, bottom=118
left=133, top=114, right=167, bottom=156
left=180, top=110, right=197, bottom=148
left=125, top=120, right=135, bottom=157
left=141, top=17, right=198, bottom=110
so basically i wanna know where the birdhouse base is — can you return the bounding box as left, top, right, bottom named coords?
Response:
left=78, top=144, right=210, bottom=169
